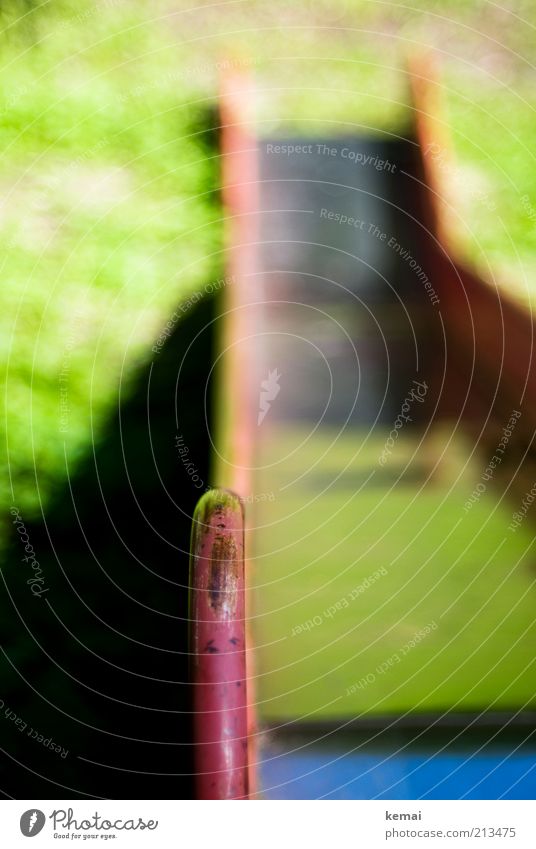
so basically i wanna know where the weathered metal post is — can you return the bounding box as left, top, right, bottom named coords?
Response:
left=189, top=488, right=248, bottom=799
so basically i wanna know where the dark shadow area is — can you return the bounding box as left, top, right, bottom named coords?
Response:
left=0, top=293, right=217, bottom=799
left=257, top=136, right=440, bottom=428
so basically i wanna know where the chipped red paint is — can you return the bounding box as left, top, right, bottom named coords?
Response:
left=190, top=489, right=248, bottom=800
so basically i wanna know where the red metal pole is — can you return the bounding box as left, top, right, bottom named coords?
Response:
left=218, top=65, right=260, bottom=798
left=190, top=488, right=248, bottom=799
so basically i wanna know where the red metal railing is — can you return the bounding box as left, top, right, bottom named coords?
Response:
left=217, top=67, right=260, bottom=796
left=408, top=53, right=532, bottom=443
left=189, top=488, right=248, bottom=799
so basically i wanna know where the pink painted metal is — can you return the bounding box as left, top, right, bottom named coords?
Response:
left=408, top=53, right=534, bottom=466
left=218, top=68, right=260, bottom=796
left=190, top=488, right=248, bottom=800
left=217, top=68, right=259, bottom=494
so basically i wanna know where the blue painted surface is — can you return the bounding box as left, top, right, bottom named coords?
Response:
left=259, top=744, right=536, bottom=799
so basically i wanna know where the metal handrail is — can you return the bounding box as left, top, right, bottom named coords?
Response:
left=189, top=489, right=248, bottom=799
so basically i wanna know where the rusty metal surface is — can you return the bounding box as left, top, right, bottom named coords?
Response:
left=189, top=489, right=248, bottom=799
left=217, top=70, right=260, bottom=796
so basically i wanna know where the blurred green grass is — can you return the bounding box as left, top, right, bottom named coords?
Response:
left=252, top=426, right=536, bottom=719
left=0, top=1, right=222, bottom=521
